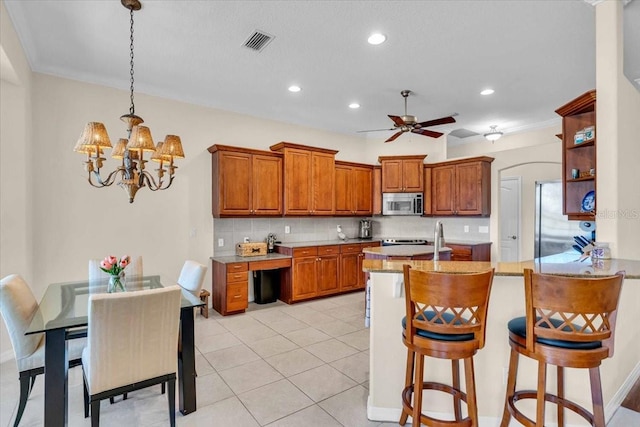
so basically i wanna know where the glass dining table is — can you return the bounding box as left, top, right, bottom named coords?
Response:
left=25, top=275, right=204, bottom=427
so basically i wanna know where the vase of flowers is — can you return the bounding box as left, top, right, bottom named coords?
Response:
left=100, top=255, right=130, bottom=293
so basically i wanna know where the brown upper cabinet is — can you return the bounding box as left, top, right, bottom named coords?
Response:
left=209, top=145, right=283, bottom=217
left=372, top=166, right=382, bottom=215
left=334, top=161, right=373, bottom=216
left=430, top=156, right=494, bottom=216
left=555, top=90, right=596, bottom=221
left=270, top=142, right=338, bottom=215
left=378, top=155, right=426, bottom=193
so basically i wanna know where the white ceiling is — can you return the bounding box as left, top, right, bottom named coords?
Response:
left=3, top=0, right=639, bottom=143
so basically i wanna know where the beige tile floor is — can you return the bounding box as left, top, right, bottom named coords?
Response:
left=1, top=291, right=637, bottom=426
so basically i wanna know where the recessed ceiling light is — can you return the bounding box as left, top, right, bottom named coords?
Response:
left=367, top=33, right=386, bottom=45
left=288, top=85, right=301, bottom=93
left=349, top=103, right=360, bottom=109
left=480, top=89, right=495, bottom=96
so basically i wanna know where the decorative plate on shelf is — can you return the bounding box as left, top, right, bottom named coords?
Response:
left=581, top=190, right=595, bottom=212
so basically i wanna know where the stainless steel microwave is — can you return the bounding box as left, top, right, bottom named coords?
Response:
left=382, top=193, right=423, bottom=215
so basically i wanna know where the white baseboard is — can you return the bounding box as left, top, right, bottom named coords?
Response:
left=605, top=361, right=640, bottom=421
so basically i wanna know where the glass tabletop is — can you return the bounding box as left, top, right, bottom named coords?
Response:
left=26, top=275, right=204, bottom=335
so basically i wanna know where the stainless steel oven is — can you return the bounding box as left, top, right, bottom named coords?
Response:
left=382, top=192, right=423, bottom=216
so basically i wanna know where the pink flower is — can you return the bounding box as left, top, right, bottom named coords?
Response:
left=101, top=259, right=113, bottom=270
left=107, top=255, right=118, bottom=265
left=120, top=256, right=130, bottom=268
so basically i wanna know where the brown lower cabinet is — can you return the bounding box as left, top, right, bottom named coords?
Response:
left=447, top=242, right=492, bottom=261
left=277, top=241, right=380, bottom=303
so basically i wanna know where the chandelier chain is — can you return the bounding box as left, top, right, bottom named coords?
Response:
left=129, top=6, right=135, bottom=115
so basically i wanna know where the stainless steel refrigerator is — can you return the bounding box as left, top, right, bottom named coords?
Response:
left=534, top=180, right=589, bottom=259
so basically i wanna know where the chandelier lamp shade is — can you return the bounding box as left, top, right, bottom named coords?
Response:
left=73, top=0, right=184, bottom=203
left=484, top=125, right=503, bottom=142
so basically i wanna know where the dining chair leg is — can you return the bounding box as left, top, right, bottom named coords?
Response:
left=557, top=366, right=565, bottom=427
left=589, top=367, right=605, bottom=427
left=399, top=347, right=414, bottom=426
left=464, top=357, right=478, bottom=426
left=536, top=361, right=547, bottom=427
left=168, top=378, right=176, bottom=427
left=90, top=400, right=100, bottom=427
left=162, top=382, right=166, bottom=394
left=83, top=381, right=89, bottom=418
left=500, top=348, right=519, bottom=427
left=14, top=373, right=31, bottom=427
left=452, top=359, right=462, bottom=421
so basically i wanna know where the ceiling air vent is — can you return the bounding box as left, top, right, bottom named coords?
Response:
left=449, top=128, right=480, bottom=139
left=243, top=30, right=274, bottom=52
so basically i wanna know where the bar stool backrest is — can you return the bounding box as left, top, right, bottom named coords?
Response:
left=524, top=268, right=625, bottom=358
left=403, top=265, right=495, bottom=348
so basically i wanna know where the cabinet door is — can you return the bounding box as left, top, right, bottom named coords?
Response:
left=252, top=154, right=283, bottom=215
left=334, top=164, right=353, bottom=215
left=312, top=152, right=336, bottom=215
left=217, top=151, right=252, bottom=215
left=283, top=149, right=312, bottom=215
left=372, top=166, right=382, bottom=215
left=353, top=166, right=373, bottom=215
left=455, top=162, right=483, bottom=215
left=317, top=255, right=339, bottom=296
left=340, top=252, right=360, bottom=291
left=402, top=159, right=424, bottom=192
left=292, top=256, right=317, bottom=300
left=431, top=165, right=456, bottom=215
left=381, top=159, right=403, bottom=192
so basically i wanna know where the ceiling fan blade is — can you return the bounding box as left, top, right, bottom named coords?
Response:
left=388, top=115, right=406, bottom=127
left=412, top=128, right=444, bottom=138
left=385, top=131, right=404, bottom=143
left=356, top=128, right=395, bottom=133
left=415, top=115, right=457, bottom=128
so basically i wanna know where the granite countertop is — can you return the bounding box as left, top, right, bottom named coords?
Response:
left=363, top=245, right=452, bottom=257
left=211, top=253, right=292, bottom=264
left=362, top=258, right=640, bottom=279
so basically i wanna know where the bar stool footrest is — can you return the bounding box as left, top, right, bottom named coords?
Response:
left=507, top=390, right=595, bottom=427
left=401, top=382, right=472, bottom=427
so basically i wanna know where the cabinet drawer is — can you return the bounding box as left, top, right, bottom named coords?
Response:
left=341, top=244, right=362, bottom=254
left=317, top=245, right=340, bottom=255
left=226, top=282, right=248, bottom=311
left=293, top=247, right=318, bottom=257
left=226, top=262, right=248, bottom=273
left=227, top=271, right=248, bottom=283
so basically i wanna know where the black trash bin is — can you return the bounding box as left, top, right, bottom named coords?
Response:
left=253, top=269, right=279, bottom=304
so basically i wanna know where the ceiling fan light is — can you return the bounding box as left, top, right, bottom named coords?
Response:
left=484, top=125, right=503, bottom=141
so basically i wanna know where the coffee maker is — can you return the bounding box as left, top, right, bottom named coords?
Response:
left=358, top=219, right=373, bottom=239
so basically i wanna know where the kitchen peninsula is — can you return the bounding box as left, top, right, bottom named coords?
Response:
left=363, top=245, right=452, bottom=260
left=364, top=258, right=640, bottom=424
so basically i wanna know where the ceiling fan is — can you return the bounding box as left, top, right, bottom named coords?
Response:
left=359, top=90, right=457, bottom=142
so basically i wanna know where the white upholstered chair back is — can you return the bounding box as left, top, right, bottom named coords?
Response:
left=88, top=256, right=143, bottom=286
left=0, top=274, right=44, bottom=372
left=82, top=286, right=181, bottom=395
left=177, top=260, right=207, bottom=296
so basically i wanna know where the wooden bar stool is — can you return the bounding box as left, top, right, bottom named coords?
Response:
left=400, top=265, right=495, bottom=427
left=500, top=269, right=625, bottom=427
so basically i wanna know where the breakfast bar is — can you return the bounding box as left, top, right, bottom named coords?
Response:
left=363, top=258, right=640, bottom=424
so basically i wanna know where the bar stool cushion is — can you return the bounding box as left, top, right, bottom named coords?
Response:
left=402, top=311, right=475, bottom=342
left=507, top=316, right=602, bottom=350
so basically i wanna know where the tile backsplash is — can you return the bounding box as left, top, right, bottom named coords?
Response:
left=213, top=216, right=490, bottom=256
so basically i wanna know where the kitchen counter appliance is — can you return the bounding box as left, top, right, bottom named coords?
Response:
left=359, top=219, right=373, bottom=239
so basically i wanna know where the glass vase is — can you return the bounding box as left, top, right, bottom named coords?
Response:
left=108, top=271, right=126, bottom=293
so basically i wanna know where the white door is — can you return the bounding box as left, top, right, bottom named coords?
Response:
left=500, top=177, right=521, bottom=262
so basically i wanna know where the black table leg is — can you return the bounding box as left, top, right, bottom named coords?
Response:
left=178, top=308, right=197, bottom=415
left=44, top=329, right=68, bottom=427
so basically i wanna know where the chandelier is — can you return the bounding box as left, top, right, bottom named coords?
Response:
left=484, top=125, right=503, bottom=142
left=73, top=0, right=184, bottom=203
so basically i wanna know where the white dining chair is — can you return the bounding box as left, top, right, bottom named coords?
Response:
left=177, top=260, right=207, bottom=317
left=0, top=274, right=86, bottom=427
left=82, top=285, right=181, bottom=426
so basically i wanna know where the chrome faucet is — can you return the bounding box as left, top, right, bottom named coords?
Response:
left=433, top=220, right=445, bottom=261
